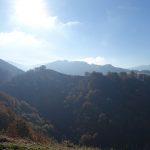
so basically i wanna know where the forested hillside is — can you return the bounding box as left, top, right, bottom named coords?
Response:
left=1, top=66, right=150, bottom=149
left=0, top=91, right=50, bottom=142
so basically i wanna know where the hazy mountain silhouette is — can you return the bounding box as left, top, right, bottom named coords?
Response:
left=9, top=61, right=46, bottom=71
left=46, top=60, right=129, bottom=75
left=0, top=59, right=24, bottom=82
left=132, top=65, right=150, bottom=71
left=8, top=61, right=29, bottom=71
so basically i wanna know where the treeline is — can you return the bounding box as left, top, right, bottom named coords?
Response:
left=64, top=71, right=150, bottom=149
left=1, top=67, right=150, bottom=149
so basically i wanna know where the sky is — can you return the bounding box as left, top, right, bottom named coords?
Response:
left=0, top=0, right=150, bottom=67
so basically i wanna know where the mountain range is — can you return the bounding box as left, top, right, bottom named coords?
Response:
left=132, top=65, right=150, bottom=71
left=8, top=59, right=150, bottom=76
left=1, top=59, right=150, bottom=149
left=9, top=60, right=130, bottom=75
left=46, top=60, right=130, bottom=75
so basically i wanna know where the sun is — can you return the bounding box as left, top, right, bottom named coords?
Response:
left=15, top=0, right=54, bottom=27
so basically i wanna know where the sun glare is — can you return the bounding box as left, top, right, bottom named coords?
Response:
left=15, top=0, right=56, bottom=27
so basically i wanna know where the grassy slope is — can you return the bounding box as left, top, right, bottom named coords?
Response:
left=0, top=136, right=100, bottom=150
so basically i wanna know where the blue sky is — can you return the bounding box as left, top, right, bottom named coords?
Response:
left=0, top=0, right=150, bottom=67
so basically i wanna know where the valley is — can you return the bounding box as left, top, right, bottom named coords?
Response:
left=0, top=59, right=150, bottom=149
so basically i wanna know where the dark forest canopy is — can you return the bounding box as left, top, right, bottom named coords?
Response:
left=1, top=67, right=150, bottom=149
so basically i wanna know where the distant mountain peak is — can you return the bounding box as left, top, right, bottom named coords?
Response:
left=46, top=60, right=128, bottom=75
left=103, top=64, right=114, bottom=67
left=132, top=65, right=150, bottom=71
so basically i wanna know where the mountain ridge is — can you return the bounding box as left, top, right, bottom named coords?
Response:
left=132, top=64, right=150, bottom=71
left=0, top=59, right=24, bottom=82
left=7, top=59, right=150, bottom=76
left=46, top=60, right=130, bottom=75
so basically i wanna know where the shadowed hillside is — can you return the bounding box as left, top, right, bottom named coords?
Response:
left=0, top=91, right=50, bottom=142
left=0, top=59, right=23, bottom=83
left=1, top=67, right=150, bottom=149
